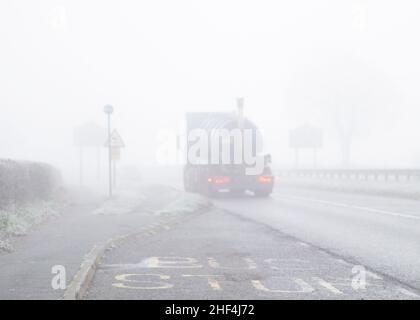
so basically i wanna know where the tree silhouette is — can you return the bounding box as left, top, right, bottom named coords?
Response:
left=286, top=56, right=396, bottom=167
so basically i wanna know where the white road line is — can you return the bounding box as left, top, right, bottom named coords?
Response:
left=313, top=277, right=343, bottom=294
left=251, top=278, right=315, bottom=293
left=182, top=275, right=223, bottom=291
left=275, top=194, right=420, bottom=221
left=295, top=279, right=315, bottom=293
left=396, top=287, right=420, bottom=298
left=366, top=271, right=382, bottom=280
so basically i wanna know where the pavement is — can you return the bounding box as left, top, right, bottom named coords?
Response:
left=0, top=182, right=183, bottom=299
left=86, top=187, right=420, bottom=299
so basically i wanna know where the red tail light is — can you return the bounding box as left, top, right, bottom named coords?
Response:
left=208, top=176, right=230, bottom=184
left=258, top=175, right=273, bottom=183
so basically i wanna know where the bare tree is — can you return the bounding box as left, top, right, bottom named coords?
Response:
left=286, top=56, right=396, bottom=168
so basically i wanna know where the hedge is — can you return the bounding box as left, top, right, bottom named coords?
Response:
left=0, top=159, right=61, bottom=208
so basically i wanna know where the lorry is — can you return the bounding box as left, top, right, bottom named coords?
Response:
left=183, top=108, right=274, bottom=197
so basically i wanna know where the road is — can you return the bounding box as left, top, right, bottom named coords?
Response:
left=215, top=187, right=420, bottom=292
left=86, top=186, right=420, bottom=299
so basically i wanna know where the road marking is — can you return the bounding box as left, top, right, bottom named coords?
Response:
left=366, top=271, right=382, bottom=280
left=276, top=194, right=420, bottom=220
left=264, top=258, right=314, bottom=271
left=299, top=242, right=310, bottom=248
left=335, top=259, right=382, bottom=280
left=313, top=277, right=343, bottom=294
left=102, top=257, right=202, bottom=270
left=252, top=278, right=314, bottom=293
left=208, top=257, right=257, bottom=270
left=113, top=273, right=173, bottom=290
left=396, top=287, right=420, bottom=298
left=145, top=257, right=203, bottom=269
left=183, top=275, right=223, bottom=291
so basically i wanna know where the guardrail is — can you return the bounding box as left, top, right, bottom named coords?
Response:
left=278, top=169, right=420, bottom=182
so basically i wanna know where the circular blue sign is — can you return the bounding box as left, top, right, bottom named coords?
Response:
left=103, top=104, right=114, bottom=114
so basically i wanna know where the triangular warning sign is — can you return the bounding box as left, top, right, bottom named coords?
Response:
left=104, top=130, right=125, bottom=148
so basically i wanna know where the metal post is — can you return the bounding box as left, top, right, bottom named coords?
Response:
left=237, top=97, right=244, bottom=164
left=107, top=113, right=112, bottom=197
left=79, top=146, right=83, bottom=185
left=113, top=159, right=116, bottom=188
left=97, top=147, right=101, bottom=182
left=103, top=104, right=114, bottom=197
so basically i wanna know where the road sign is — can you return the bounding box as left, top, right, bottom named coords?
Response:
left=105, top=130, right=125, bottom=148
left=74, top=122, right=107, bottom=147
left=289, top=124, right=323, bottom=149
left=74, top=122, right=107, bottom=185
left=111, top=147, right=121, bottom=161
left=289, top=124, right=323, bottom=169
left=104, top=104, right=114, bottom=114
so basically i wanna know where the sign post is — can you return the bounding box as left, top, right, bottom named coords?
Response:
left=111, top=146, right=121, bottom=187
left=74, top=122, right=107, bottom=185
left=104, top=104, right=114, bottom=197
left=104, top=129, right=125, bottom=191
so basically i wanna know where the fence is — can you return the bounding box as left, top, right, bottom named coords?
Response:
left=278, top=169, right=420, bottom=182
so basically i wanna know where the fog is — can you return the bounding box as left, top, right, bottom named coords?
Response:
left=1, top=0, right=420, bottom=184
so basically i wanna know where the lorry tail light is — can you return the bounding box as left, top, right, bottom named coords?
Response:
left=208, top=176, right=230, bottom=184
left=258, top=175, right=273, bottom=183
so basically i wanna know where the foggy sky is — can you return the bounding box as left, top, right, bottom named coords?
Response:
left=1, top=0, right=420, bottom=182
